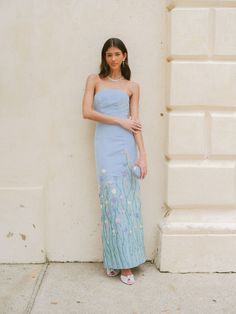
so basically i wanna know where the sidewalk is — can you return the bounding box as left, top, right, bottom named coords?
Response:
left=1, top=261, right=236, bottom=314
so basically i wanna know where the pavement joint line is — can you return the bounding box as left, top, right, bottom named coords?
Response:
left=24, top=263, right=49, bottom=314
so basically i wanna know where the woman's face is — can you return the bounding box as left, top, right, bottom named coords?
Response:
left=105, top=46, right=126, bottom=71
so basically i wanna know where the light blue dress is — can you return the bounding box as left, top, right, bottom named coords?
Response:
left=94, top=88, right=146, bottom=269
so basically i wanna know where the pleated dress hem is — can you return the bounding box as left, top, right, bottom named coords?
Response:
left=103, top=257, right=147, bottom=270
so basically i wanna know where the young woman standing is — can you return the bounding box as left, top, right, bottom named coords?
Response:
left=82, top=38, right=147, bottom=285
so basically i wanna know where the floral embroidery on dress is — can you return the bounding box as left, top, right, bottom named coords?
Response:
left=98, top=150, right=145, bottom=268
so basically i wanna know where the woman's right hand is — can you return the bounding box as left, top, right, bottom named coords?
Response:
left=118, top=117, right=142, bottom=133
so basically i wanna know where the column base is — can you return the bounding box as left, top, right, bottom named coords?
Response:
left=154, top=208, right=236, bottom=272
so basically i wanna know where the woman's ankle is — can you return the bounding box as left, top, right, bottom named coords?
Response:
left=121, top=268, right=132, bottom=276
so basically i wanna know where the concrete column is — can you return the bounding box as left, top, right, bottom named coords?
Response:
left=155, top=0, right=236, bottom=272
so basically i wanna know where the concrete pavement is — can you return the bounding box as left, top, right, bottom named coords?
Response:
left=1, top=261, right=236, bottom=314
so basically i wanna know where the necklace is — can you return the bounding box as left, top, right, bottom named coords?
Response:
left=108, top=75, right=123, bottom=82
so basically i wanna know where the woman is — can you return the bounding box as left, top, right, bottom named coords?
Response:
left=82, top=38, right=147, bottom=285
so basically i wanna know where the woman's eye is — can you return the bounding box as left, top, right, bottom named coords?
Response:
left=106, top=53, right=120, bottom=57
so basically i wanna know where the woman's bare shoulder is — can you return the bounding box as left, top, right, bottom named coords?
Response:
left=128, top=80, right=140, bottom=95
left=86, top=73, right=100, bottom=83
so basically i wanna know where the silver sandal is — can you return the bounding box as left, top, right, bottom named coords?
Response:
left=120, top=274, right=135, bottom=285
left=106, top=268, right=120, bottom=277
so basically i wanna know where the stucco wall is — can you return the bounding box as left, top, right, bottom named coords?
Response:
left=0, top=0, right=166, bottom=262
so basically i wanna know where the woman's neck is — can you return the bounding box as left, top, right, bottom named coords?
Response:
left=109, top=70, right=122, bottom=79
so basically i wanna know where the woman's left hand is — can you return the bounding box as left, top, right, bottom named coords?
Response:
left=135, top=154, right=147, bottom=179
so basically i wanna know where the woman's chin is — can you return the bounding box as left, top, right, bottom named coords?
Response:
left=109, top=66, right=120, bottom=71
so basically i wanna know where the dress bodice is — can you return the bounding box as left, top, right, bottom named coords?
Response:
left=93, top=88, right=130, bottom=118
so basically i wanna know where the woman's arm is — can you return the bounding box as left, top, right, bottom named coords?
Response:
left=129, top=82, right=147, bottom=179
left=82, top=74, right=120, bottom=124
left=82, top=74, right=142, bottom=133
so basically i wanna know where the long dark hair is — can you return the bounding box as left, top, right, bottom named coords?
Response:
left=99, top=38, right=131, bottom=80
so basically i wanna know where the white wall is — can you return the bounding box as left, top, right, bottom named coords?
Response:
left=0, top=0, right=166, bottom=263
